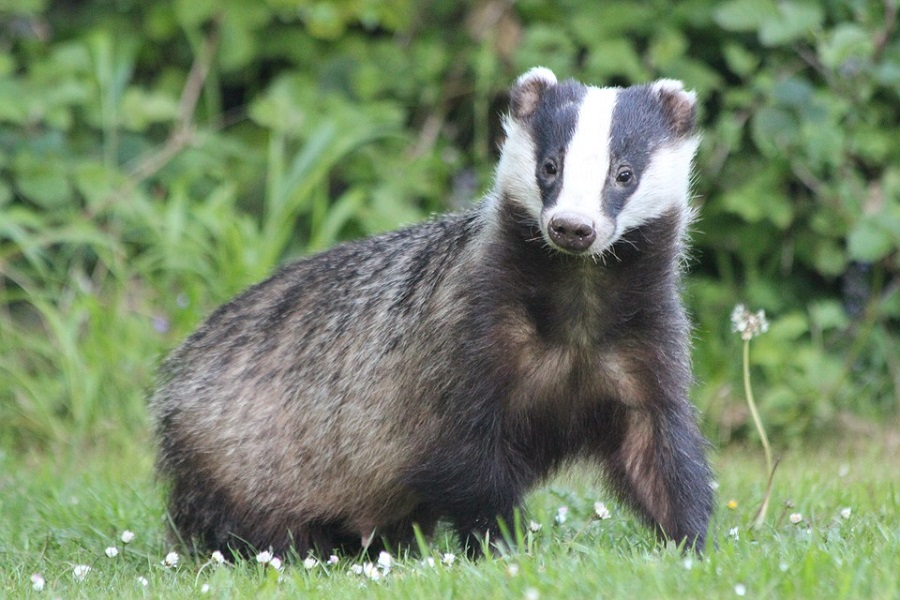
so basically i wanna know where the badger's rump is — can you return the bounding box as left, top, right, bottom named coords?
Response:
left=149, top=212, right=482, bottom=554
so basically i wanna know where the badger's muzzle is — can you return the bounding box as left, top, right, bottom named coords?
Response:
left=548, top=211, right=596, bottom=253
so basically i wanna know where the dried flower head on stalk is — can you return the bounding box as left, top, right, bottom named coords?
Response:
left=731, top=304, right=769, bottom=341
left=732, top=304, right=776, bottom=529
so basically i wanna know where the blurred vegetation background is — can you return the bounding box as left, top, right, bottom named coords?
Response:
left=0, top=0, right=897, bottom=453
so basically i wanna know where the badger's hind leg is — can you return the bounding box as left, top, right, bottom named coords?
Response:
left=599, top=402, right=714, bottom=552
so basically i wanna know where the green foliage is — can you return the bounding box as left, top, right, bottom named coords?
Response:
left=0, top=0, right=897, bottom=451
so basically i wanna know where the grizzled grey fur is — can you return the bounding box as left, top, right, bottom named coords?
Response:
left=150, top=68, right=714, bottom=557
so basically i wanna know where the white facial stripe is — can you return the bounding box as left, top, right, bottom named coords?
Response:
left=541, top=87, right=618, bottom=252
left=615, top=136, right=700, bottom=234
left=553, top=88, right=616, bottom=217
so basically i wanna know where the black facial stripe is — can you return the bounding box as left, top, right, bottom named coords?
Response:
left=529, top=81, right=587, bottom=209
left=603, top=85, right=672, bottom=218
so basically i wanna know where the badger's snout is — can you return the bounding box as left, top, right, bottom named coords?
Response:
left=547, top=211, right=596, bottom=253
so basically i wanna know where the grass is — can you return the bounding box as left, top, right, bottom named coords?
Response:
left=2, top=433, right=897, bottom=599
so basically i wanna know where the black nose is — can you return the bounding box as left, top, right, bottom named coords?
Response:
left=548, top=212, right=596, bottom=253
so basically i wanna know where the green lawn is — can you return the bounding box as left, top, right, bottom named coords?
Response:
left=1, top=433, right=897, bottom=599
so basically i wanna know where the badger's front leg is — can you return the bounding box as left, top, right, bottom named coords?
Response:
left=601, top=399, right=714, bottom=552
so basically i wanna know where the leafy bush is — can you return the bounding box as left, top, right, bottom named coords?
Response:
left=0, top=0, right=897, bottom=450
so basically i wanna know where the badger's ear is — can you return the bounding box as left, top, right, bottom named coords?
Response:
left=509, top=67, right=557, bottom=120
left=652, top=79, right=697, bottom=138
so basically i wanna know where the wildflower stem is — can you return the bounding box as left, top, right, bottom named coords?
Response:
left=743, top=338, right=774, bottom=528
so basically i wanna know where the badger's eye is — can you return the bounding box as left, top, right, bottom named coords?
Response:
left=615, top=166, right=634, bottom=184
left=541, top=158, right=559, bottom=178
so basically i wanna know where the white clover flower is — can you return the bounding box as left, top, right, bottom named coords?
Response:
left=840, top=507, right=852, bottom=519
left=350, top=564, right=364, bottom=575
left=328, top=554, right=340, bottom=565
left=200, top=583, right=210, bottom=594
left=30, top=573, right=45, bottom=591
left=528, top=520, right=543, bottom=532
left=120, top=530, right=135, bottom=544
left=421, top=557, right=436, bottom=568
left=270, top=557, right=284, bottom=571
left=377, top=551, right=392, bottom=571
left=731, top=305, right=769, bottom=340
left=303, top=556, right=318, bottom=570
left=441, top=552, right=456, bottom=566
left=73, top=565, right=91, bottom=581
left=105, top=546, right=119, bottom=558
left=593, top=502, right=611, bottom=520
left=525, top=587, right=540, bottom=600
left=735, top=583, right=747, bottom=596
left=137, top=576, right=149, bottom=587
left=555, top=506, right=568, bottom=524
left=682, top=557, right=694, bottom=570
left=728, top=527, right=740, bottom=540
left=506, top=563, right=520, bottom=577
left=162, top=551, right=179, bottom=568
left=256, top=550, right=273, bottom=564
left=211, top=550, right=225, bottom=565
left=362, top=562, right=381, bottom=580
left=789, top=513, right=803, bottom=524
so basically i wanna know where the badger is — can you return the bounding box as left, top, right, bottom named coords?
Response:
left=150, top=67, right=714, bottom=558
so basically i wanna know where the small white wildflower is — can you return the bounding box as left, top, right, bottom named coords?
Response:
left=137, top=576, right=149, bottom=587
left=211, top=550, right=225, bottom=565
left=162, top=551, right=179, bottom=568
left=840, top=507, right=851, bottom=519
left=555, top=506, right=568, bottom=524
left=269, top=556, right=283, bottom=571
left=735, top=583, right=747, bottom=596
left=362, top=562, right=381, bottom=580
left=728, top=527, right=740, bottom=540
left=442, top=552, right=456, bottom=566
left=256, top=550, right=273, bottom=564
left=328, top=554, right=340, bottom=565
left=30, top=573, right=45, bottom=591
left=731, top=304, right=769, bottom=340
left=73, top=564, right=91, bottom=581
left=506, top=563, right=520, bottom=577
left=120, top=530, right=135, bottom=544
left=525, top=587, right=540, bottom=600
left=377, top=551, right=392, bottom=571
left=789, top=512, right=803, bottom=524
left=682, top=557, right=694, bottom=570
left=350, top=564, right=364, bottom=575
left=421, top=557, right=436, bottom=568
left=303, top=556, right=318, bottom=570
left=779, top=561, right=789, bottom=572
left=105, top=546, right=119, bottom=558
left=528, top=520, right=543, bottom=532
left=593, top=502, right=611, bottom=520
left=200, top=583, right=210, bottom=594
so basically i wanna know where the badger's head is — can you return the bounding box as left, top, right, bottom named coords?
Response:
left=492, top=67, right=699, bottom=258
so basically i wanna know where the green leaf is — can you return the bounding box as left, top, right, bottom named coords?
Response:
left=722, top=43, right=760, bottom=77
left=759, top=2, right=823, bottom=46
left=818, top=24, right=875, bottom=70
left=714, top=0, right=777, bottom=32
left=751, top=106, right=799, bottom=156
left=847, top=216, right=898, bottom=262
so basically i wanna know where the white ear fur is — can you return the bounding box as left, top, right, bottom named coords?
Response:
left=509, top=67, right=558, bottom=120
left=516, top=66, right=557, bottom=89
left=652, top=79, right=697, bottom=138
